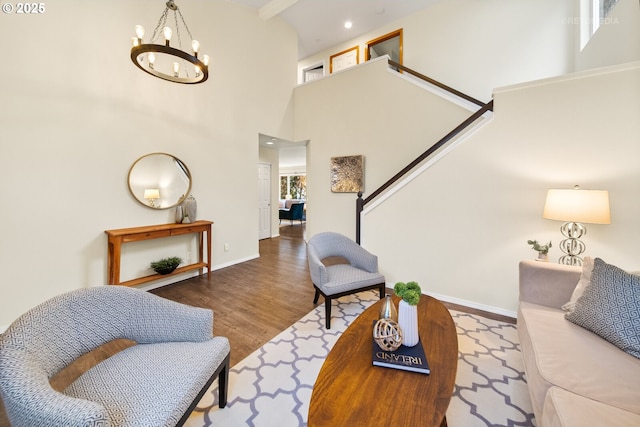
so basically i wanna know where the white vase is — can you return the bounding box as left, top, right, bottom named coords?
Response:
left=398, top=300, right=419, bottom=347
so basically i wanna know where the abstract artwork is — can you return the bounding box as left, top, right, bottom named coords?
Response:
left=330, top=155, right=364, bottom=193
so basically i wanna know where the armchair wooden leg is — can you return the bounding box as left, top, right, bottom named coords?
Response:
left=218, top=354, right=229, bottom=408
left=313, top=288, right=320, bottom=304
left=325, top=296, right=332, bottom=329
left=379, top=285, right=386, bottom=299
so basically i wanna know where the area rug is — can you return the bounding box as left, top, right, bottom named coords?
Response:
left=184, top=291, right=535, bottom=427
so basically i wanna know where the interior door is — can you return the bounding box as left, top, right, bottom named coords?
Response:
left=258, top=163, right=271, bottom=240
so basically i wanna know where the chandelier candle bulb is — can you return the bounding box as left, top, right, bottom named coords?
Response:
left=135, top=25, right=145, bottom=39
left=203, top=54, right=210, bottom=66
left=163, top=26, right=173, bottom=44
left=148, top=53, right=155, bottom=68
left=192, top=40, right=200, bottom=54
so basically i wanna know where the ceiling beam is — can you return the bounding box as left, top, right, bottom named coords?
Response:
left=258, top=0, right=298, bottom=20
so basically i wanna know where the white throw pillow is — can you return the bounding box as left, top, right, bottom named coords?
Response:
left=562, top=256, right=594, bottom=312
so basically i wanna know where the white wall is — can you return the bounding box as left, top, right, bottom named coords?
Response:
left=294, top=0, right=640, bottom=316
left=298, top=0, right=575, bottom=102
left=297, top=56, right=640, bottom=315
left=575, top=0, right=640, bottom=71
left=364, top=62, right=640, bottom=315
left=0, top=0, right=297, bottom=326
left=295, top=58, right=475, bottom=240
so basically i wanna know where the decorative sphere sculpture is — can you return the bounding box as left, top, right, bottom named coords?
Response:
left=373, top=318, right=404, bottom=351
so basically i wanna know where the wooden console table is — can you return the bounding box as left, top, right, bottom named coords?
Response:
left=105, top=220, right=212, bottom=287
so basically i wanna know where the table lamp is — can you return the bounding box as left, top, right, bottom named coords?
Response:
left=542, top=185, right=610, bottom=266
left=144, top=188, right=160, bottom=208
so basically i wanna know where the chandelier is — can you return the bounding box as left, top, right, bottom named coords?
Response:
left=131, top=1, right=209, bottom=84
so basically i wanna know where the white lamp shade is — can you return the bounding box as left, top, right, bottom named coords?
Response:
left=144, top=189, right=160, bottom=199
left=543, top=188, right=610, bottom=224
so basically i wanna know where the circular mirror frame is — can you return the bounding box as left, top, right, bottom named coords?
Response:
left=127, top=152, right=192, bottom=210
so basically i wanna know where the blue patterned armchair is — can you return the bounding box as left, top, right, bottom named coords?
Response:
left=0, top=286, right=230, bottom=427
left=307, top=232, right=386, bottom=328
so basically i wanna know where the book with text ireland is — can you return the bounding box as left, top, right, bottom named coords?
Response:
left=372, top=338, right=430, bottom=374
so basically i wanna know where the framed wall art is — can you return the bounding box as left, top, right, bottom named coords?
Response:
left=330, top=155, right=364, bottom=193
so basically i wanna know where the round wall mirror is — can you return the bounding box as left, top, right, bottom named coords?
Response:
left=128, top=153, right=192, bottom=209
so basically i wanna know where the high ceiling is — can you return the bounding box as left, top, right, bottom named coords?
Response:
left=227, top=0, right=439, bottom=60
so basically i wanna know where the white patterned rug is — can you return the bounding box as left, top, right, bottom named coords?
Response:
left=184, top=291, right=535, bottom=427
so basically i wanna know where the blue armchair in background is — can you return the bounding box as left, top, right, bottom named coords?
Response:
left=279, top=202, right=305, bottom=225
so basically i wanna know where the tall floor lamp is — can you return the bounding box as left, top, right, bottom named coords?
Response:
left=542, top=185, right=610, bottom=266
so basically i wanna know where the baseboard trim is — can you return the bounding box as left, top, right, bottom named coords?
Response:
left=211, top=254, right=260, bottom=271
left=425, top=291, right=517, bottom=319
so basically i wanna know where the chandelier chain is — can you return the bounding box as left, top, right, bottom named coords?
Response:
left=150, top=7, right=170, bottom=43
left=172, top=10, right=192, bottom=78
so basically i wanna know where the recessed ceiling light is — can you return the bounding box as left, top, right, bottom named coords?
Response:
left=344, top=21, right=352, bottom=29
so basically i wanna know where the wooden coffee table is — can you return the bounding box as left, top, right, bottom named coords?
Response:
left=308, top=294, right=458, bottom=427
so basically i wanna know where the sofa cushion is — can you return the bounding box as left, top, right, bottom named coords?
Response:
left=565, top=258, right=640, bottom=359
left=518, top=301, right=640, bottom=416
left=541, top=386, right=640, bottom=427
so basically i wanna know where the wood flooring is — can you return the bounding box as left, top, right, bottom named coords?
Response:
left=0, top=223, right=514, bottom=426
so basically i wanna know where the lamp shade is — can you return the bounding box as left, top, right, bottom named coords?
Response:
left=144, top=189, right=160, bottom=199
left=543, top=187, right=610, bottom=224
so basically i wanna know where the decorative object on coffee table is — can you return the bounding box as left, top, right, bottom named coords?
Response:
left=373, top=318, right=403, bottom=351
left=150, top=256, right=182, bottom=275
left=379, top=295, right=398, bottom=321
left=394, top=281, right=421, bottom=347
left=527, top=239, right=552, bottom=262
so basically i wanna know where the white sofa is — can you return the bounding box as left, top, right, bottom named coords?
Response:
left=518, top=259, right=640, bottom=427
left=279, top=199, right=305, bottom=209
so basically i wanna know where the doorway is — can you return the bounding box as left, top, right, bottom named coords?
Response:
left=366, top=29, right=403, bottom=65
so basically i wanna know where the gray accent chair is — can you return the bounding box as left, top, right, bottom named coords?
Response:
left=0, top=286, right=230, bottom=427
left=307, top=232, right=386, bottom=328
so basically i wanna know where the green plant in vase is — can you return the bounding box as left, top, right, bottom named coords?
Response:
left=527, top=240, right=552, bottom=261
left=394, top=281, right=421, bottom=306
left=394, top=281, right=422, bottom=347
left=150, top=256, right=182, bottom=275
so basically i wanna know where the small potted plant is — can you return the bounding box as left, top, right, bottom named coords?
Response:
left=394, top=281, right=422, bottom=347
left=150, top=256, right=182, bottom=275
left=527, top=240, right=552, bottom=262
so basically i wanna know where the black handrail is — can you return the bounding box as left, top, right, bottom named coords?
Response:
left=389, top=60, right=486, bottom=108
left=355, top=61, right=494, bottom=244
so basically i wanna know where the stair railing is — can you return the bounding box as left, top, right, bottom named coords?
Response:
left=356, top=61, right=494, bottom=244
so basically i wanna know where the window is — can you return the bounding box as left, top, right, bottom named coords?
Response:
left=280, top=175, right=306, bottom=200
left=580, top=0, right=619, bottom=50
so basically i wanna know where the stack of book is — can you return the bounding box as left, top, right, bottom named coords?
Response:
left=372, top=338, right=430, bottom=374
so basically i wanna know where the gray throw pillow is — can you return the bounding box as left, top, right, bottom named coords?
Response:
left=565, top=258, right=640, bottom=359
